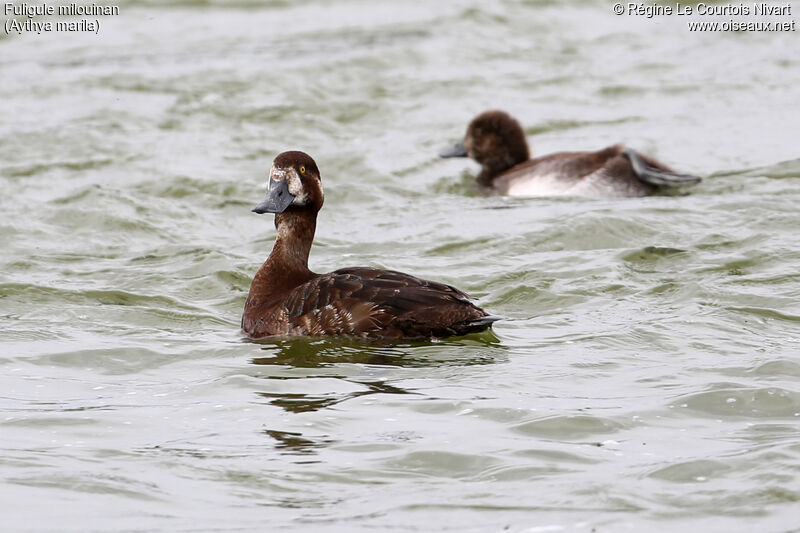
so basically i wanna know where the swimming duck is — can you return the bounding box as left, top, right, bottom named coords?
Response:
left=242, top=151, right=498, bottom=339
left=440, top=110, right=701, bottom=197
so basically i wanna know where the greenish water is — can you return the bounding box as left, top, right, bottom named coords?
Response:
left=2, top=1, right=800, bottom=531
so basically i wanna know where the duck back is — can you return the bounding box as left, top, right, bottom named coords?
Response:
left=245, top=267, right=496, bottom=339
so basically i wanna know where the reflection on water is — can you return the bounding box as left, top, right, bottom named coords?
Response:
left=248, top=334, right=506, bottom=415
left=264, top=429, right=334, bottom=456
left=248, top=331, right=504, bottom=368
left=258, top=380, right=414, bottom=414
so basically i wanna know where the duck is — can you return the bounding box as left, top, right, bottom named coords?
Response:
left=242, top=150, right=499, bottom=340
left=439, top=110, right=701, bottom=197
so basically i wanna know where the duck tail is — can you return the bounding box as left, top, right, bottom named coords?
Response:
left=623, top=148, right=702, bottom=187
left=462, top=314, right=503, bottom=332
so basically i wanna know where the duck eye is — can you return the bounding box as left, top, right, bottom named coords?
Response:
left=299, top=165, right=306, bottom=174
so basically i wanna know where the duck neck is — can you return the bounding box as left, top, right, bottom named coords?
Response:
left=478, top=149, right=528, bottom=187
left=250, top=208, right=318, bottom=298
left=477, top=166, right=500, bottom=186
left=478, top=138, right=530, bottom=186
left=478, top=160, right=512, bottom=186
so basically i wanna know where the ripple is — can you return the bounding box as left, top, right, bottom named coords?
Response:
left=620, top=246, right=688, bottom=264
left=748, top=359, right=800, bottom=379
left=726, top=306, right=800, bottom=323
left=671, top=385, right=800, bottom=418
left=512, top=415, right=625, bottom=440
left=381, top=451, right=500, bottom=479
left=31, top=347, right=181, bottom=375
left=513, top=448, right=599, bottom=465
left=0, top=283, right=212, bottom=314
left=8, top=472, right=163, bottom=501
left=648, top=459, right=732, bottom=483
left=4, top=158, right=114, bottom=178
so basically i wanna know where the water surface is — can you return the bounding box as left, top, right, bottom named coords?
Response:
left=2, top=1, right=800, bottom=531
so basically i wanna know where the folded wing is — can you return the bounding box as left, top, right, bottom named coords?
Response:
left=283, top=268, right=498, bottom=338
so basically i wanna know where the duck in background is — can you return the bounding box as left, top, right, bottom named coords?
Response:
left=440, top=110, right=701, bottom=197
left=242, top=151, right=499, bottom=340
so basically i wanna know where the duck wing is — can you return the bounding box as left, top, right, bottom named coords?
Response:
left=283, top=268, right=497, bottom=339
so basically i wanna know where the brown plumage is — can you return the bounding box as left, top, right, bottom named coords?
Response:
left=440, top=110, right=701, bottom=197
left=242, top=151, right=498, bottom=340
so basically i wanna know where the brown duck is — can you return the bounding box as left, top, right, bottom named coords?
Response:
left=440, top=110, right=701, bottom=197
left=242, top=151, right=498, bottom=340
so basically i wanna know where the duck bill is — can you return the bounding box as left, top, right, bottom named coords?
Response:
left=439, top=141, right=468, bottom=158
left=252, top=178, right=295, bottom=214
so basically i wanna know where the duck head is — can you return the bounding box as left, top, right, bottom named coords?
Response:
left=253, top=151, right=324, bottom=214
left=440, top=110, right=530, bottom=184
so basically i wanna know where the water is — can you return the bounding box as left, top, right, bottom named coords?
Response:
left=2, top=1, right=800, bottom=531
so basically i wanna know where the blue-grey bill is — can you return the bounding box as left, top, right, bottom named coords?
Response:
left=439, top=142, right=468, bottom=158
left=253, top=178, right=295, bottom=214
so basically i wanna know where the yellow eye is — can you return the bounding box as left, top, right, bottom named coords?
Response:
left=299, top=165, right=306, bottom=174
